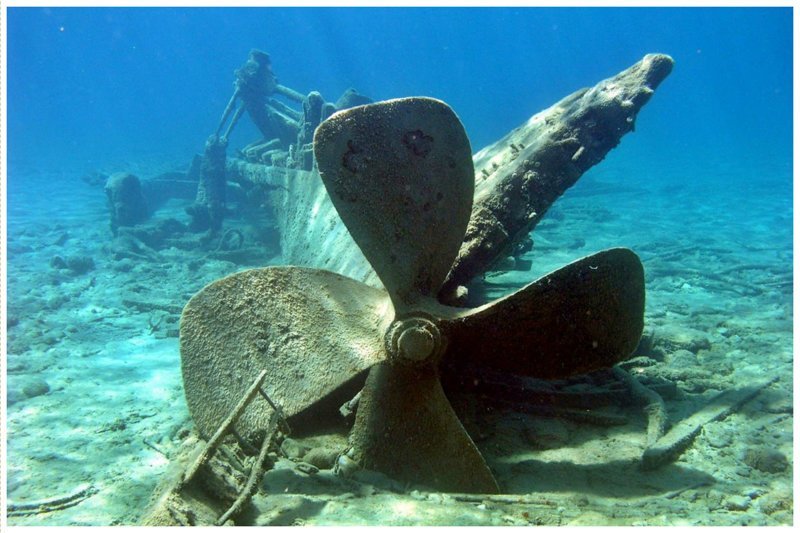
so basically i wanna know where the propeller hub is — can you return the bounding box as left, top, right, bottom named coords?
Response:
left=386, top=317, right=443, bottom=366
left=398, top=328, right=435, bottom=361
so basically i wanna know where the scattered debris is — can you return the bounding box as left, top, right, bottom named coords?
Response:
left=8, top=485, right=98, bottom=517
left=641, top=376, right=779, bottom=470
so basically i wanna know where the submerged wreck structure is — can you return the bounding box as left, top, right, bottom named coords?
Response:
left=140, top=50, right=696, bottom=525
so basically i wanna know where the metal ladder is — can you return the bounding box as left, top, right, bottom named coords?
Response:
left=180, top=369, right=289, bottom=525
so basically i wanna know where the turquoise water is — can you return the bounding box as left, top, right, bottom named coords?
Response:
left=5, top=7, right=793, bottom=526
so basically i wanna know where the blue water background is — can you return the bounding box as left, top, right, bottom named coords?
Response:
left=9, top=7, right=792, bottom=192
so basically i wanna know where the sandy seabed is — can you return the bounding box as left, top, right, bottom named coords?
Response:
left=5, top=156, right=793, bottom=526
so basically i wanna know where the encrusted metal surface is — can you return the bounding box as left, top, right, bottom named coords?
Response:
left=446, top=248, right=645, bottom=379
left=350, top=362, right=500, bottom=493
left=180, top=267, right=391, bottom=442
left=315, top=97, right=474, bottom=312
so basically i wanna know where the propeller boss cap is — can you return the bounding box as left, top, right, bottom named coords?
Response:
left=385, top=317, right=443, bottom=365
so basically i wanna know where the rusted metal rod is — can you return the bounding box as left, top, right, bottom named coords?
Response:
left=275, top=83, right=304, bottom=103
left=182, top=369, right=269, bottom=485
left=222, top=104, right=246, bottom=141
left=216, top=89, right=241, bottom=137
left=258, top=387, right=291, bottom=435
left=216, top=419, right=275, bottom=526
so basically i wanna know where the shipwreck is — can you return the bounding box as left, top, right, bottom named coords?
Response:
left=135, top=50, right=684, bottom=525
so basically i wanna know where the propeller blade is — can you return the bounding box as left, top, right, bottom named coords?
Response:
left=180, top=266, right=392, bottom=442
left=444, top=248, right=645, bottom=379
left=314, top=97, right=474, bottom=312
left=349, top=362, right=500, bottom=493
